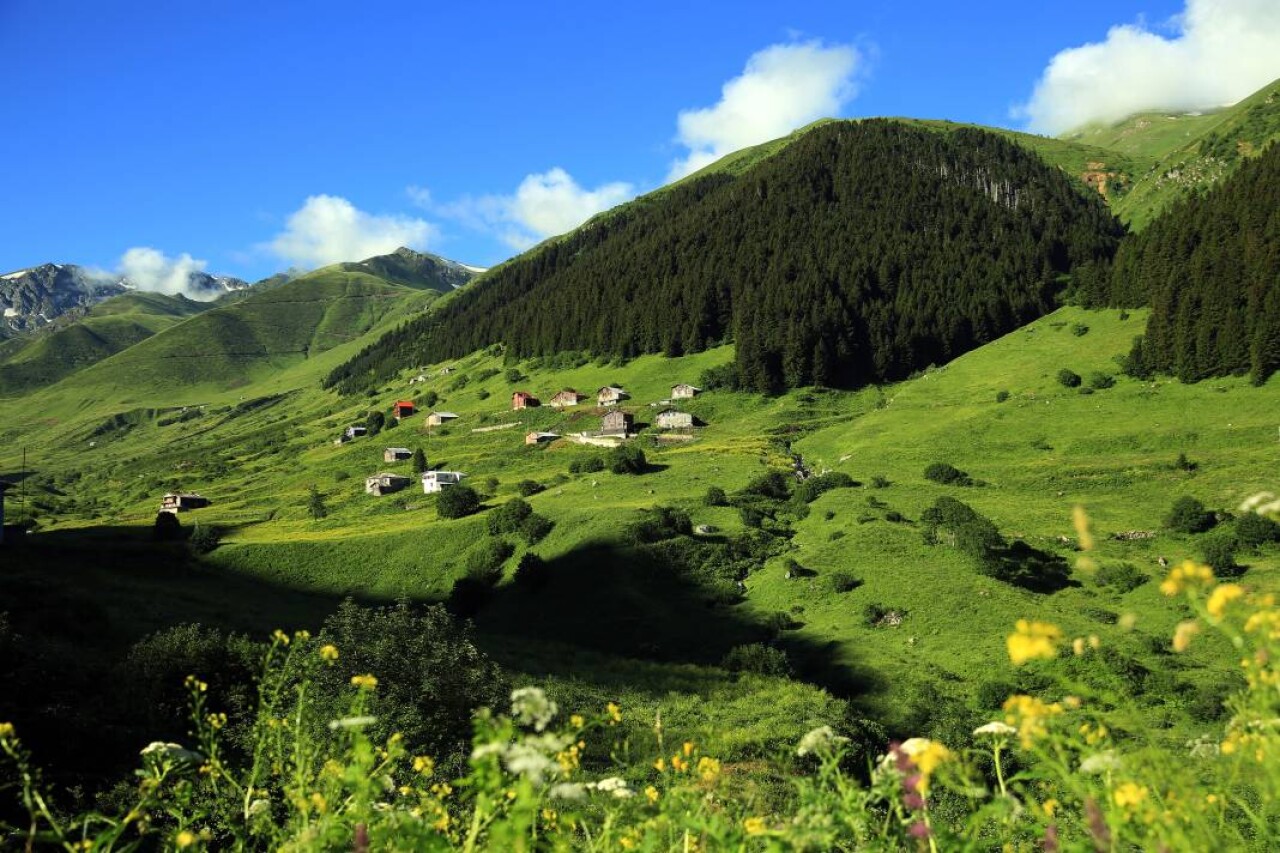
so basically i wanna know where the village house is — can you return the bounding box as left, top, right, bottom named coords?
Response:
left=601, top=409, right=633, bottom=436
left=408, top=373, right=428, bottom=385
left=598, top=386, right=628, bottom=406
left=422, top=470, right=466, bottom=494
left=511, top=391, right=539, bottom=410
left=426, top=411, right=459, bottom=426
left=438, top=366, right=456, bottom=376
left=383, top=447, right=413, bottom=463
left=160, top=492, right=211, bottom=513
left=549, top=389, right=585, bottom=408
left=365, top=472, right=412, bottom=496
left=393, top=400, right=416, bottom=420
left=344, top=425, right=368, bottom=440
left=656, top=409, right=694, bottom=429
left=525, top=431, right=560, bottom=445
left=671, top=383, right=701, bottom=400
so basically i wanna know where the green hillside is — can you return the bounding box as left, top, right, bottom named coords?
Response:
left=0, top=291, right=209, bottom=395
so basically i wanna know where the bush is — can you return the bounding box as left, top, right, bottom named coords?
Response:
left=504, top=368, right=525, bottom=384
left=1095, top=562, right=1147, bottom=593
left=436, top=485, right=480, bottom=519
left=923, top=462, right=973, bottom=486
left=1202, top=536, right=1241, bottom=577
left=515, top=480, right=545, bottom=497
left=1173, top=452, right=1198, bottom=472
left=445, top=577, right=491, bottom=617
left=825, top=571, right=863, bottom=593
left=871, top=475, right=891, bottom=489
left=1070, top=323, right=1089, bottom=337
left=420, top=390, right=439, bottom=408
left=513, top=553, right=550, bottom=592
left=153, top=511, right=182, bottom=542
left=365, top=410, right=386, bottom=436
left=1119, top=335, right=1154, bottom=380
left=698, top=363, right=738, bottom=391
left=608, top=444, right=648, bottom=475
left=1057, top=369, right=1082, bottom=388
left=743, top=471, right=791, bottom=500
left=487, top=498, right=532, bottom=536
left=519, top=514, right=554, bottom=545
left=1088, top=372, right=1115, bottom=390
left=189, top=524, right=222, bottom=554
left=740, top=507, right=765, bottom=529
left=464, top=539, right=515, bottom=585
left=307, top=485, right=328, bottom=520
left=1166, top=496, right=1216, bottom=534
left=629, top=506, right=693, bottom=544
left=411, top=448, right=427, bottom=476
left=862, top=602, right=906, bottom=628
left=704, top=486, right=727, bottom=507
left=569, top=457, right=605, bottom=474
left=721, top=643, right=792, bottom=677
left=995, top=390, right=1010, bottom=403
left=793, top=472, right=855, bottom=504
left=1236, top=512, right=1280, bottom=548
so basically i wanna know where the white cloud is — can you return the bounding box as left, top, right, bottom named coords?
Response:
left=1020, top=0, right=1280, bottom=135
left=422, top=169, right=635, bottom=251
left=668, top=40, right=864, bottom=181
left=117, top=247, right=209, bottom=298
left=267, top=194, right=438, bottom=268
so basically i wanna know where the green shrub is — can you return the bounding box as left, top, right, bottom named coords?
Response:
left=1202, top=535, right=1241, bottom=577
left=189, top=524, right=222, bottom=554
left=720, top=643, right=792, bottom=677
left=307, top=485, right=328, bottom=520
left=995, top=390, right=1010, bottom=403
left=153, top=511, right=181, bottom=542
left=519, top=514, right=554, bottom=545
left=569, top=456, right=605, bottom=474
left=515, top=480, right=545, bottom=497
left=504, top=368, right=525, bottom=383
left=743, top=471, right=791, bottom=500
left=1237, top=512, right=1280, bottom=548
left=487, top=498, right=532, bottom=536
left=513, top=553, right=550, bottom=592
left=365, top=410, right=385, bottom=436
left=629, top=506, right=693, bottom=544
left=412, top=448, right=427, bottom=476
left=608, top=444, right=648, bottom=475
left=704, top=486, right=727, bottom=507
left=1166, top=496, right=1216, bottom=534
left=1095, top=562, right=1147, bottom=593
left=923, top=462, right=973, bottom=486
left=1088, top=372, right=1115, bottom=390
left=871, top=475, right=891, bottom=489
left=420, top=390, right=438, bottom=408
left=464, top=539, right=515, bottom=585
left=1173, top=452, right=1198, bottom=472
left=1057, top=369, right=1082, bottom=388
left=1070, top=323, right=1089, bottom=336
left=862, top=602, right=906, bottom=627
left=436, top=485, right=480, bottom=519
left=824, top=571, right=863, bottom=593
left=793, top=472, right=855, bottom=504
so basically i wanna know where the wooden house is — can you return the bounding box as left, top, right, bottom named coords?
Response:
left=656, top=409, right=694, bottom=429
left=525, top=431, right=560, bottom=445
left=601, top=410, right=633, bottom=436
left=365, top=472, right=412, bottom=496
left=597, top=386, right=628, bottom=406
left=549, top=389, right=585, bottom=408
left=384, top=447, right=413, bottom=462
left=344, top=425, right=368, bottom=440
left=393, top=400, right=416, bottom=420
left=511, top=391, right=540, bottom=410
left=426, top=411, right=459, bottom=426
left=671, top=383, right=701, bottom=400
left=160, top=492, right=211, bottom=513
left=422, top=470, right=466, bottom=494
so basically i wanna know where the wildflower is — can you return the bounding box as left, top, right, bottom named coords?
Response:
left=570, top=714, right=585, bottom=729
left=0, top=722, right=13, bottom=739
left=310, top=792, right=327, bottom=814
left=1073, top=637, right=1086, bottom=656
left=1113, top=782, right=1148, bottom=809
left=1160, top=561, right=1214, bottom=596
left=743, top=817, right=768, bottom=835
left=1079, top=751, right=1122, bottom=774
left=1173, top=620, right=1200, bottom=653
left=670, top=754, right=689, bottom=773
left=140, top=742, right=203, bottom=764
left=697, top=756, right=721, bottom=782
left=319, top=644, right=339, bottom=663
left=511, top=686, right=558, bottom=732
left=1072, top=505, right=1094, bottom=551
left=973, top=721, right=1017, bottom=737
left=272, top=629, right=290, bottom=645
left=504, top=744, right=558, bottom=785
left=328, top=716, right=377, bottom=730
left=206, top=712, right=227, bottom=730
left=593, top=777, right=634, bottom=798
left=549, top=782, right=587, bottom=801
left=796, top=725, right=848, bottom=757
left=413, top=755, right=435, bottom=775
left=1089, top=634, right=1101, bottom=649
left=184, top=676, right=208, bottom=693
left=653, top=757, right=666, bottom=772
left=1006, top=619, right=1062, bottom=665
left=175, top=830, right=197, bottom=848
left=1042, top=799, right=1059, bottom=817
left=907, top=821, right=931, bottom=839
left=1003, top=695, right=1064, bottom=748
left=351, top=674, right=378, bottom=691
left=899, top=738, right=952, bottom=795
left=432, top=812, right=450, bottom=832
left=1207, top=583, right=1245, bottom=618
left=645, top=785, right=659, bottom=804
left=1239, top=492, right=1276, bottom=514
left=606, top=702, right=622, bottom=724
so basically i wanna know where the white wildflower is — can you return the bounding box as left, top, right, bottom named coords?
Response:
left=511, top=686, right=558, bottom=732
left=973, top=721, right=1017, bottom=737
left=1079, top=751, right=1122, bottom=775
left=470, top=742, right=505, bottom=761
left=1239, top=492, right=1276, bottom=513
left=504, top=743, right=557, bottom=785
left=592, top=777, right=634, bottom=798
left=328, top=716, right=377, bottom=731
left=549, top=782, right=588, bottom=801
left=140, top=742, right=202, bottom=764
left=898, top=737, right=932, bottom=757
left=247, top=798, right=271, bottom=818
left=796, top=725, right=848, bottom=757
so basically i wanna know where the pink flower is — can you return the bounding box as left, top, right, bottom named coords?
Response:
left=903, top=773, right=923, bottom=793
left=907, top=821, right=931, bottom=839
left=903, top=792, right=925, bottom=810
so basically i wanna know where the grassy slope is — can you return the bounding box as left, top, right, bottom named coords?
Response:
left=3, top=305, right=1275, bottom=747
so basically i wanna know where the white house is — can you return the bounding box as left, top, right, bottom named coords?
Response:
left=383, top=447, right=413, bottom=462
left=656, top=409, right=694, bottom=429
left=426, top=411, right=459, bottom=426
left=597, top=386, right=628, bottom=406
left=671, top=383, right=701, bottom=400
left=344, top=425, right=368, bottom=440
left=422, top=470, right=466, bottom=494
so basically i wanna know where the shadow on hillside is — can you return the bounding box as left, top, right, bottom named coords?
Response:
left=471, top=539, right=881, bottom=700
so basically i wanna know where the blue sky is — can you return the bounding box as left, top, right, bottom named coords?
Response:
left=2, top=0, right=1278, bottom=291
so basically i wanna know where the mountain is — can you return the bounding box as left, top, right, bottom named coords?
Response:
left=0, top=262, right=248, bottom=336
left=338, top=247, right=482, bottom=292
left=1064, top=77, right=1280, bottom=229
left=327, top=120, right=1123, bottom=394
left=0, top=291, right=210, bottom=394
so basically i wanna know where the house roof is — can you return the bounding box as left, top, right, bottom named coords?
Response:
left=429, top=411, right=459, bottom=418
left=513, top=390, right=534, bottom=397
left=555, top=388, right=580, bottom=395
left=394, top=400, right=415, bottom=407
left=368, top=472, right=410, bottom=480
left=385, top=447, right=412, bottom=454
left=422, top=470, right=466, bottom=478
left=673, top=383, right=701, bottom=390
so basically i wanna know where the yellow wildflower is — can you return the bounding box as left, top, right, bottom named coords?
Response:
left=619, top=838, right=636, bottom=851
left=1006, top=619, right=1062, bottom=665
left=351, top=674, right=378, bottom=691
left=671, top=754, right=689, bottom=773
left=1003, top=695, right=1064, bottom=748
left=1114, top=782, right=1148, bottom=809
left=1072, top=637, right=1086, bottom=656
left=175, top=830, right=197, bottom=848
left=683, top=741, right=695, bottom=757
left=184, top=676, right=208, bottom=693
left=900, top=738, right=952, bottom=795
left=414, top=755, right=435, bottom=775
left=645, top=785, right=659, bottom=804
left=0, top=722, right=14, bottom=739
left=1245, top=609, right=1280, bottom=640
left=1207, top=584, right=1245, bottom=618
left=606, top=702, right=622, bottom=724
left=697, top=756, right=721, bottom=782
left=433, top=812, right=450, bottom=832
left=1160, top=561, right=1214, bottom=596
left=653, top=757, right=666, bottom=772
left=570, top=714, right=585, bottom=729
left=272, top=629, right=290, bottom=646
left=310, top=792, right=327, bottom=814
left=319, top=644, right=339, bottom=663
left=1043, top=799, right=1058, bottom=817
left=1173, top=620, right=1200, bottom=653
left=1072, top=505, right=1094, bottom=551
left=744, top=817, right=768, bottom=835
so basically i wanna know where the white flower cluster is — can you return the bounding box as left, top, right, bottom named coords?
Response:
left=1240, top=492, right=1280, bottom=517
left=140, top=741, right=203, bottom=764
left=796, top=725, right=848, bottom=757
left=511, top=686, right=558, bottom=732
